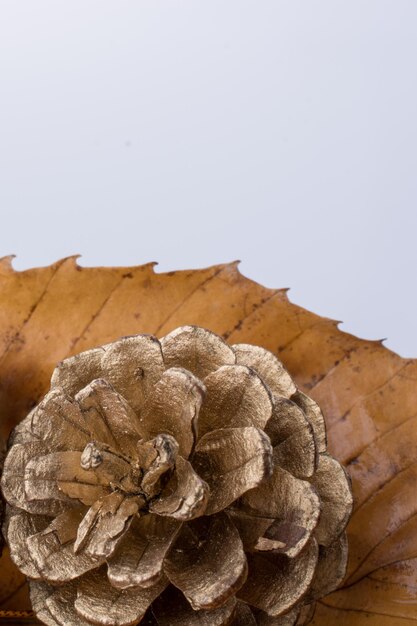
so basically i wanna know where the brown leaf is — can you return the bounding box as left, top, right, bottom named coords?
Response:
left=0, top=257, right=416, bottom=623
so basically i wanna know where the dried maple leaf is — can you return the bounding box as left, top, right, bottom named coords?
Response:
left=0, top=256, right=416, bottom=625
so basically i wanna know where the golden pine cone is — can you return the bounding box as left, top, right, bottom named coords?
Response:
left=1, top=326, right=352, bottom=625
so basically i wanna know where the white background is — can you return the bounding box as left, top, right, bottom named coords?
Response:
left=1, top=1, right=416, bottom=356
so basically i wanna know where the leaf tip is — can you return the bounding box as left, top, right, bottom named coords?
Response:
left=59, top=255, right=82, bottom=270
left=221, top=260, right=242, bottom=276
left=148, top=261, right=159, bottom=272
left=0, top=255, right=16, bottom=273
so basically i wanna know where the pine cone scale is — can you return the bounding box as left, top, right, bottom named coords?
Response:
left=308, top=454, right=352, bottom=547
left=2, top=441, right=66, bottom=516
left=160, top=326, right=236, bottom=380
left=232, top=344, right=297, bottom=399
left=52, top=335, right=166, bottom=413
left=26, top=508, right=103, bottom=583
left=192, top=426, right=273, bottom=515
left=198, top=365, right=274, bottom=436
left=240, top=464, right=321, bottom=559
left=30, top=388, right=92, bottom=454
left=139, top=367, right=205, bottom=460
left=25, top=450, right=108, bottom=505
left=30, top=580, right=90, bottom=626
left=73, top=492, right=141, bottom=560
left=265, top=397, right=317, bottom=479
left=151, top=586, right=237, bottom=626
left=75, top=379, right=143, bottom=459
left=74, top=568, right=167, bottom=626
left=164, top=513, right=247, bottom=611
left=107, top=515, right=181, bottom=590
left=237, top=539, right=319, bottom=617
left=149, top=455, right=209, bottom=521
